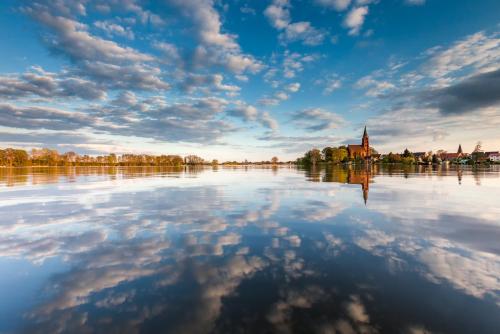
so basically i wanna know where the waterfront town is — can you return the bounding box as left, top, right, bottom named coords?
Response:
left=296, top=127, right=500, bottom=166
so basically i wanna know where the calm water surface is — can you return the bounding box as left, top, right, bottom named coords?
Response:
left=0, top=166, right=499, bottom=334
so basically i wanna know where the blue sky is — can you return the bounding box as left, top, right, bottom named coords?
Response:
left=0, top=0, right=499, bottom=161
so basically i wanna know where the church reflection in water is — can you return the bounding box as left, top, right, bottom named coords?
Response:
left=304, top=164, right=374, bottom=203
left=303, top=164, right=484, bottom=204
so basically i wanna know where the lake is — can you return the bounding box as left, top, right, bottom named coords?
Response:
left=0, top=165, right=499, bottom=334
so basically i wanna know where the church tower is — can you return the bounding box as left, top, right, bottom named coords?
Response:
left=362, top=126, right=370, bottom=158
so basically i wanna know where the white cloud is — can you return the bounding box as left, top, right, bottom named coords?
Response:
left=423, top=31, right=500, bottom=80
left=355, top=75, right=395, bottom=97
left=264, top=0, right=291, bottom=29
left=344, top=6, right=369, bottom=36
left=94, top=20, right=135, bottom=40
left=179, top=73, right=240, bottom=93
left=167, top=0, right=238, bottom=51
left=264, top=0, right=325, bottom=45
left=226, top=103, right=259, bottom=121
left=315, top=0, right=352, bottom=11
left=281, top=21, right=326, bottom=46
left=292, top=108, right=346, bottom=131
left=166, top=0, right=263, bottom=74
left=275, top=91, right=289, bottom=101
left=153, top=42, right=181, bottom=64
left=26, top=10, right=153, bottom=64
left=405, top=0, right=426, bottom=6
left=322, top=77, right=342, bottom=95
left=287, top=82, right=301, bottom=92
left=260, top=111, right=279, bottom=131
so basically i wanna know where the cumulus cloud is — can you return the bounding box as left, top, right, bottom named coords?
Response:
left=179, top=73, right=240, bottom=93
left=355, top=74, right=395, bottom=97
left=0, top=68, right=106, bottom=101
left=258, top=90, right=290, bottom=106
left=280, top=51, right=319, bottom=79
left=264, top=0, right=291, bottom=29
left=22, top=6, right=169, bottom=92
left=316, top=75, right=342, bottom=95
left=353, top=30, right=500, bottom=145
left=259, top=111, right=279, bottom=131
left=0, top=95, right=236, bottom=144
left=423, top=31, right=500, bottom=80
left=315, top=0, right=352, bottom=11
left=168, top=0, right=238, bottom=50
left=264, top=0, right=326, bottom=45
left=344, top=6, right=369, bottom=36
left=286, top=82, right=301, bottom=92
left=92, top=0, right=165, bottom=26
left=94, top=20, right=135, bottom=39
left=153, top=41, right=181, bottom=64
left=226, top=103, right=259, bottom=121
left=76, top=61, right=169, bottom=91
left=292, top=108, right=346, bottom=131
left=281, top=21, right=326, bottom=46
left=0, top=103, right=96, bottom=131
left=167, top=0, right=263, bottom=74
left=26, top=10, right=153, bottom=64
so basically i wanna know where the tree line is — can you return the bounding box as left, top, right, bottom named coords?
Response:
left=296, top=146, right=379, bottom=165
left=0, top=148, right=208, bottom=167
left=297, top=143, right=495, bottom=166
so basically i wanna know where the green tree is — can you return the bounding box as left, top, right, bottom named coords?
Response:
left=185, top=155, right=204, bottom=165
left=307, top=149, right=322, bottom=165
left=471, top=141, right=485, bottom=163
left=322, top=147, right=333, bottom=162
left=402, top=148, right=412, bottom=158
left=331, top=147, right=348, bottom=164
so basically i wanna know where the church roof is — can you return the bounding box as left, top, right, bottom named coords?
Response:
left=347, top=145, right=364, bottom=152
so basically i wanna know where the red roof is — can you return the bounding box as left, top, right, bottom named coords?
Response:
left=440, top=153, right=460, bottom=160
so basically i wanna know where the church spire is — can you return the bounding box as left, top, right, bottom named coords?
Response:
left=363, top=126, right=368, bottom=138
left=457, top=144, right=463, bottom=154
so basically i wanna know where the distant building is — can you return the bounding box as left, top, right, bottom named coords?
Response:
left=347, top=127, right=371, bottom=160
left=440, top=144, right=466, bottom=161
left=486, top=152, right=500, bottom=162
left=413, top=152, right=428, bottom=162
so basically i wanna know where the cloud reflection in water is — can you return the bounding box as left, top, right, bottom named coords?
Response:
left=0, top=166, right=499, bottom=333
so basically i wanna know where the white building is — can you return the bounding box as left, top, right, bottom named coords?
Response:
left=488, top=153, right=500, bottom=162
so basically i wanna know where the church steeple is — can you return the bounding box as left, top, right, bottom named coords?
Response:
left=457, top=144, right=463, bottom=154
left=362, top=126, right=369, bottom=158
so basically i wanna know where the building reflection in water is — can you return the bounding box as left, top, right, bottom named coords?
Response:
left=304, top=164, right=374, bottom=204
left=302, top=163, right=496, bottom=204
left=0, top=166, right=499, bottom=333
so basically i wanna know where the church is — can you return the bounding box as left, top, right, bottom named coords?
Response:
left=347, top=127, right=371, bottom=160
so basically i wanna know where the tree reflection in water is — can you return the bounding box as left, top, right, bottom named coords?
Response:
left=0, top=166, right=499, bottom=333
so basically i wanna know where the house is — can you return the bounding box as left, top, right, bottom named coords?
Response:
left=413, top=152, right=428, bottom=163
left=486, top=152, right=500, bottom=162
left=440, top=153, right=460, bottom=161
left=440, top=144, right=466, bottom=161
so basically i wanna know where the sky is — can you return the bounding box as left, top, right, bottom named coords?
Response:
left=0, top=0, right=499, bottom=161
